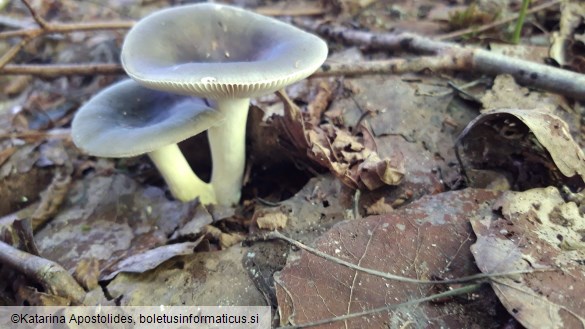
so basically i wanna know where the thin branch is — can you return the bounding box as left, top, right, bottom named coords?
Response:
left=265, top=231, right=553, bottom=285
left=1, top=56, right=464, bottom=77
left=0, top=63, right=124, bottom=76
left=21, top=0, right=48, bottom=29
left=296, top=19, right=585, bottom=101
left=0, top=240, right=85, bottom=304
left=437, top=0, right=561, bottom=40
left=0, top=36, right=34, bottom=69
left=0, top=21, right=134, bottom=39
left=0, top=0, right=133, bottom=69
left=314, top=54, right=467, bottom=77
left=279, top=283, right=482, bottom=328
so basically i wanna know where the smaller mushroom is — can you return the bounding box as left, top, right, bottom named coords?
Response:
left=71, top=79, right=224, bottom=204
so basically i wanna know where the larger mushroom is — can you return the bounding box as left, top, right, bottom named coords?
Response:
left=71, top=79, right=224, bottom=204
left=121, top=3, right=328, bottom=206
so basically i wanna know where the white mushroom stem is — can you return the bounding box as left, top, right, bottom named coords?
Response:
left=207, top=98, right=250, bottom=206
left=148, top=144, right=216, bottom=204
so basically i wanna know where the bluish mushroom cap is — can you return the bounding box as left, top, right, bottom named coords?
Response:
left=72, top=79, right=224, bottom=157
left=121, top=3, right=328, bottom=99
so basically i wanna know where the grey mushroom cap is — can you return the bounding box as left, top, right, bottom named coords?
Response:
left=121, top=3, right=328, bottom=99
left=71, top=79, right=224, bottom=158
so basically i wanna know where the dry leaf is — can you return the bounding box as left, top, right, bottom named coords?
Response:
left=275, top=91, right=404, bottom=191
left=470, top=187, right=585, bottom=329
left=457, top=108, right=585, bottom=189
left=100, top=240, right=202, bottom=281
left=275, top=189, right=505, bottom=328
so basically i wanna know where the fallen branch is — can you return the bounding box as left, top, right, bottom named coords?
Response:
left=0, top=240, right=85, bottom=304
left=296, top=19, right=585, bottom=101
left=0, top=55, right=466, bottom=80
left=314, top=54, right=466, bottom=77
left=0, top=63, right=124, bottom=76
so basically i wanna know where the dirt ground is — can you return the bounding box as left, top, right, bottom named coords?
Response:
left=1, top=0, right=585, bottom=328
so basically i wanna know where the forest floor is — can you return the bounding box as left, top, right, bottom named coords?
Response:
left=1, top=0, right=585, bottom=328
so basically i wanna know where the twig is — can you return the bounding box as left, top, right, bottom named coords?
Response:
left=265, top=231, right=553, bottom=284
left=0, top=20, right=134, bottom=39
left=0, top=55, right=466, bottom=77
left=0, top=240, right=85, bottom=304
left=0, top=63, right=124, bottom=76
left=278, top=283, right=482, bottom=329
left=0, top=36, right=34, bottom=69
left=0, top=0, right=133, bottom=70
left=296, top=19, right=585, bottom=101
left=21, top=0, right=48, bottom=29
left=437, top=0, right=560, bottom=40
left=314, top=55, right=467, bottom=77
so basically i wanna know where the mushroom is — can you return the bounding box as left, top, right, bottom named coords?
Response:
left=71, top=79, right=224, bottom=204
left=121, top=3, right=328, bottom=205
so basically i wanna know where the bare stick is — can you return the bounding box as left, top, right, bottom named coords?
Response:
left=21, top=0, right=48, bottom=29
left=0, top=21, right=134, bottom=39
left=0, top=240, right=85, bottom=304
left=0, top=63, right=124, bottom=76
left=1, top=56, right=462, bottom=77
left=279, top=283, right=482, bottom=329
left=0, top=0, right=133, bottom=69
left=297, top=19, right=585, bottom=101
left=314, top=54, right=467, bottom=77
left=0, top=36, right=34, bottom=69
left=266, top=231, right=553, bottom=285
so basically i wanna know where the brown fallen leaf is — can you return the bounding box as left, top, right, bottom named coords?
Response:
left=100, top=240, right=202, bottom=281
left=274, top=90, right=404, bottom=191
left=275, top=189, right=506, bottom=328
left=470, top=187, right=585, bottom=329
left=457, top=108, right=585, bottom=189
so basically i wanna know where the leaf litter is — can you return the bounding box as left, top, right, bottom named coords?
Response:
left=471, top=187, right=585, bottom=328
left=1, top=1, right=585, bottom=328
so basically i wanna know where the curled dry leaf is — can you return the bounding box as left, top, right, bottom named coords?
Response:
left=470, top=187, right=585, bottom=329
left=275, top=189, right=506, bottom=328
left=100, top=240, right=202, bottom=281
left=457, top=108, right=585, bottom=189
left=274, top=90, right=404, bottom=191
